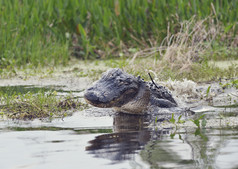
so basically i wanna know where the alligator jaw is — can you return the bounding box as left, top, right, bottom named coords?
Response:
left=84, top=88, right=138, bottom=108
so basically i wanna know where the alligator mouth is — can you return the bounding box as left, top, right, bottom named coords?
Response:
left=84, top=88, right=138, bottom=108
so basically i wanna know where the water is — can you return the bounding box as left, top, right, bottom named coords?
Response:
left=1, top=109, right=238, bottom=169
left=0, top=84, right=238, bottom=169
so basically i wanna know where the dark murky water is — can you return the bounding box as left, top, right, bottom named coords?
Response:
left=0, top=85, right=238, bottom=169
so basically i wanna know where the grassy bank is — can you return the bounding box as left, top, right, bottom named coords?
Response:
left=0, top=0, right=237, bottom=68
left=0, top=86, right=87, bottom=120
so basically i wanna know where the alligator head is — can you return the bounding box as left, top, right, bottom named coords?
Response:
left=84, top=68, right=150, bottom=113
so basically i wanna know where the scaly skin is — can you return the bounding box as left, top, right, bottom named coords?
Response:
left=84, top=68, right=177, bottom=114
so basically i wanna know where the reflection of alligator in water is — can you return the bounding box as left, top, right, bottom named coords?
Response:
left=85, top=113, right=169, bottom=161
left=84, top=68, right=179, bottom=115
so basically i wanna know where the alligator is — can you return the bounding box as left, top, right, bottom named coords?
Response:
left=84, top=68, right=183, bottom=115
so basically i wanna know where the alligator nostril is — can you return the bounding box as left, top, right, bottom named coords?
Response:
left=84, top=91, right=98, bottom=102
left=87, top=87, right=94, bottom=91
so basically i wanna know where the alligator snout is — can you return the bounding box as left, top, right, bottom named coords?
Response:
left=84, top=88, right=107, bottom=107
left=84, top=89, right=98, bottom=103
left=84, top=85, right=119, bottom=108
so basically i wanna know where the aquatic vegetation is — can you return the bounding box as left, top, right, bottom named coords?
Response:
left=0, top=88, right=88, bottom=120
left=190, top=114, right=206, bottom=128
left=177, top=115, right=186, bottom=124
left=206, top=86, right=211, bottom=97
left=169, top=113, right=176, bottom=124
left=169, top=114, right=185, bottom=124
left=220, top=79, right=238, bottom=89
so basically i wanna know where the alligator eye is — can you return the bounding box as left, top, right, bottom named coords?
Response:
left=116, top=79, right=128, bottom=86
left=118, top=79, right=124, bottom=85
left=122, top=82, right=129, bottom=85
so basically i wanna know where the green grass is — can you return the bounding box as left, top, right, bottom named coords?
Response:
left=0, top=0, right=237, bottom=68
left=0, top=87, right=88, bottom=120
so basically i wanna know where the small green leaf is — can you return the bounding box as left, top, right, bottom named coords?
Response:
left=198, top=114, right=206, bottom=120
left=194, top=119, right=200, bottom=127
left=224, top=24, right=233, bottom=33
left=178, top=115, right=185, bottom=124
left=194, top=128, right=201, bottom=136
left=206, top=86, right=211, bottom=97
left=170, top=132, right=175, bottom=139
left=77, top=23, right=87, bottom=39
left=170, top=113, right=175, bottom=124
left=190, top=114, right=206, bottom=128
left=179, top=134, right=183, bottom=142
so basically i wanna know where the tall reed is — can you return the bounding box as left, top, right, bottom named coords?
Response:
left=0, top=0, right=237, bottom=66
